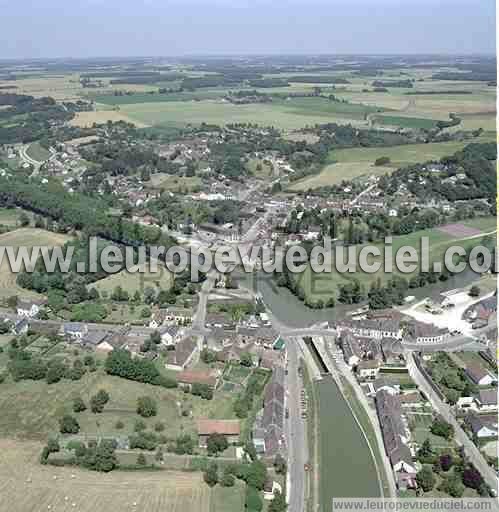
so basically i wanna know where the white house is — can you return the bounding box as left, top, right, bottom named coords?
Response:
left=62, top=323, right=88, bottom=340
left=16, top=299, right=45, bottom=318
left=357, top=360, right=381, bottom=380
left=159, top=325, right=180, bottom=346
left=465, top=363, right=496, bottom=386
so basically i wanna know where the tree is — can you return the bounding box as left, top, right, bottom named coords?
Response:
left=73, top=397, right=87, bottom=413
left=440, top=453, right=453, bottom=472
left=240, top=352, right=253, bottom=367
left=115, top=420, right=125, bottom=429
left=203, top=462, right=219, bottom=487
left=207, top=433, right=229, bottom=455
left=469, top=285, right=481, bottom=297
left=268, top=490, right=287, bottom=512
left=90, top=389, right=110, bottom=413
left=416, top=466, right=435, bottom=492
left=7, top=295, right=18, bottom=311
left=201, top=348, right=217, bottom=364
left=417, top=438, right=435, bottom=464
left=140, top=306, right=151, bottom=318
left=220, top=467, right=235, bottom=487
left=137, top=453, right=147, bottom=466
left=439, top=474, right=464, bottom=497
left=274, top=454, right=287, bottom=475
left=245, top=485, right=263, bottom=512
left=462, top=466, right=484, bottom=490
left=246, top=460, right=268, bottom=490
left=374, top=156, right=390, bottom=166
left=19, top=212, right=30, bottom=227
left=59, top=415, right=80, bottom=434
left=430, top=417, right=454, bottom=440
left=137, top=396, right=157, bottom=417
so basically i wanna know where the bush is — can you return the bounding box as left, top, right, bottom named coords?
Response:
left=59, top=415, right=80, bottom=434
left=203, top=462, right=218, bottom=487
left=137, top=396, right=157, bottom=417
left=115, top=420, right=125, bottom=430
left=154, top=422, right=165, bottom=432
left=73, top=397, right=87, bottom=413
left=374, top=156, right=391, bottom=166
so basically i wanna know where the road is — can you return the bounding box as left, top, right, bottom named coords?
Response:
left=405, top=350, right=498, bottom=493
left=285, top=336, right=308, bottom=512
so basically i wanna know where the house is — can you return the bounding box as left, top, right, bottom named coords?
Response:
left=373, top=378, right=398, bottom=396
left=457, top=396, right=475, bottom=411
left=149, top=309, right=168, bottom=329
left=253, top=367, right=286, bottom=457
left=61, top=322, right=88, bottom=340
left=341, top=334, right=361, bottom=367
left=158, top=325, right=180, bottom=346
left=196, top=419, right=240, bottom=447
left=82, top=330, right=108, bottom=348
left=164, top=337, right=198, bottom=372
left=406, top=322, right=450, bottom=344
left=205, top=312, right=234, bottom=330
left=17, top=298, right=46, bottom=318
left=260, top=349, right=284, bottom=370
left=357, top=359, right=381, bottom=380
left=465, top=413, right=498, bottom=439
left=177, top=368, right=218, bottom=389
left=388, top=209, right=398, bottom=218
left=263, top=478, right=283, bottom=500
left=12, top=318, right=29, bottom=335
left=473, top=389, right=498, bottom=412
left=165, top=307, right=193, bottom=326
left=465, top=363, right=496, bottom=386
left=375, top=390, right=416, bottom=485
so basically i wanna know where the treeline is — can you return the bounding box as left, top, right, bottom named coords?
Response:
left=110, top=73, right=184, bottom=85
left=247, top=78, right=289, bottom=88
left=105, top=349, right=177, bottom=388
left=287, top=75, right=350, bottom=84
left=0, top=176, right=175, bottom=248
left=381, top=142, right=497, bottom=204
left=372, top=79, right=413, bottom=88
left=0, top=93, right=74, bottom=144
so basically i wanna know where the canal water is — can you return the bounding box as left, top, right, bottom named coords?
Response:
left=316, top=377, right=381, bottom=505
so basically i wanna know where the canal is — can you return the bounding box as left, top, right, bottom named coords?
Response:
left=236, top=268, right=480, bottom=327
left=316, top=377, right=381, bottom=505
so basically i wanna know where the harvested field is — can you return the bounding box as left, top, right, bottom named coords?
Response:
left=0, top=228, right=71, bottom=300
left=436, top=223, right=483, bottom=238
left=0, top=439, right=218, bottom=512
left=70, top=111, right=148, bottom=128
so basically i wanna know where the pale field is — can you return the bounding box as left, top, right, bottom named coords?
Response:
left=289, top=162, right=392, bottom=190
left=0, top=439, right=214, bottom=512
left=88, top=263, right=173, bottom=296
left=119, top=99, right=369, bottom=130
left=288, top=137, right=493, bottom=190
left=0, top=228, right=71, bottom=300
left=70, top=110, right=149, bottom=128
left=149, top=173, right=202, bottom=192
left=0, top=74, right=83, bottom=101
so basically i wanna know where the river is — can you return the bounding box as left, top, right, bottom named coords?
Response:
left=235, top=268, right=480, bottom=327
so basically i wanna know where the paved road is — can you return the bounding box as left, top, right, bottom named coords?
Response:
left=406, top=350, right=498, bottom=493
left=285, top=336, right=308, bottom=512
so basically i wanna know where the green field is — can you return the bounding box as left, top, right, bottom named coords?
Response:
left=372, top=115, right=438, bottom=129
left=289, top=136, right=494, bottom=190
left=0, top=370, right=239, bottom=440
left=408, top=413, right=453, bottom=449
left=89, top=263, right=173, bottom=296
left=118, top=96, right=383, bottom=130
left=295, top=216, right=496, bottom=300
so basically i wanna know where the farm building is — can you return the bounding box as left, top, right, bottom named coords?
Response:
left=196, top=419, right=240, bottom=447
